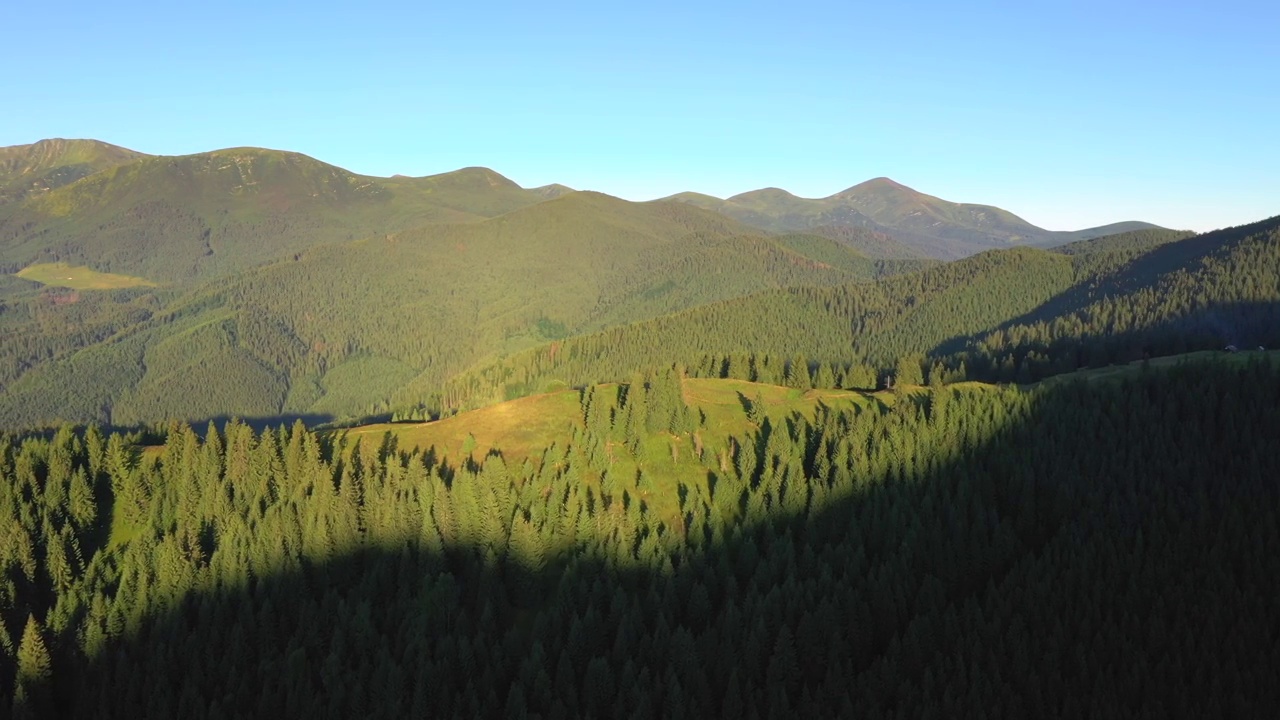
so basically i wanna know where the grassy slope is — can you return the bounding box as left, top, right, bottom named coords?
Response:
left=353, top=378, right=891, bottom=461
left=15, top=262, right=156, bottom=290
left=347, top=377, right=898, bottom=524
left=359, top=350, right=1276, bottom=461
left=344, top=350, right=1278, bottom=526
left=88, top=321, right=1280, bottom=554
left=348, top=388, right=586, bottom=462
left=117, top=374, right=932, bottom=555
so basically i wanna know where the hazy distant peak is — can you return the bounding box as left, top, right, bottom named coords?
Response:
left=662, top=191, right=726, bottom=210
left=0, top=137, right=144, bottom=157
left=422, top=166, right=523, bottom=190
left=454, top=165, right=513, bottom=178
left=833, top=176, right=922, bottom=199
left=860, top=176, right=909, bottom=189
left=532, top=183, right=575, bottom=199
left=547, top=189, right=626, bottom=204
left=728, top=187, right=801, bottom=203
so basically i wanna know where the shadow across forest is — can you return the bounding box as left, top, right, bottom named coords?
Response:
left=9, top=359, right=1280, bottom=719
left=928, top=295, right=1280, bottom=381
left=923, top=217, right=1280, bottom=370
left=921, top=213, right=1280, bottom=368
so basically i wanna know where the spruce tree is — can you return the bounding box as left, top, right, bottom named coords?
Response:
left=13, top=615, right=52, bottom=718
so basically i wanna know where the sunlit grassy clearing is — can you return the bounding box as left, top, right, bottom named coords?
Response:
left=343, top=378, right=951, bottom=527
left=16, top=262, right=155, bottom=290
left=347, top=389, right=585, bottom=464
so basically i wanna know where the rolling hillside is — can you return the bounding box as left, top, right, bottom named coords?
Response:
left=358, top=349, right=1279, bottom=466
left=0, top=144, right=552, bottom=283
left=0, top=192, right=914, bottom=429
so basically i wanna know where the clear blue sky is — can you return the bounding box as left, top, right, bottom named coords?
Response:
left=3, top=0, right=1276, bottom=231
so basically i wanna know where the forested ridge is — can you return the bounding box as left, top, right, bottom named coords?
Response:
left=2, top=358, right=1278, bottom=717
left=421, top=215, right=1279, bottom=415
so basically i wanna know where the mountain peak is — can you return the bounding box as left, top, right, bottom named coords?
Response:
left=532, top=183, right=575, bottom=199
left=1, top=137, right=141, bottom=154
left=0, top=138, right=147, bottom=203
left=423, top=166, right=523, bottom=191
left=729, top=187, right=800, bottom=202
left=836, top=176, right=918, bottom=197
left=0, top=138, right=145, bottom=168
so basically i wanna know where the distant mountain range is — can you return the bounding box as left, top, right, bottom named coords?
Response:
left=665, top=178, right=1163, bottom=259
left=0, top=139, right=555, bottom=282
left=0, top=140, right=932, bottom=427
left=0, top=139, right=1165, bottom=271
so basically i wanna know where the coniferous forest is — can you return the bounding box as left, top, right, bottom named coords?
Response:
left=3, top=358, right=1280, bottom=718
left=2, top=136, right=1279, bottom=718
